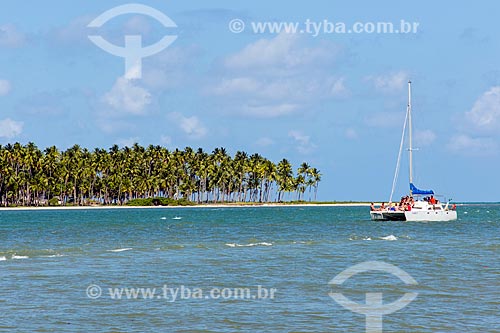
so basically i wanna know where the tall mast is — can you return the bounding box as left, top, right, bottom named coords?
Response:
left=408, top=80, right=413, bottom=189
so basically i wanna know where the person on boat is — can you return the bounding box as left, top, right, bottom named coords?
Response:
left=380, top=202, right=386, bottom=211
left=452, top=203, right=456, bottom=210
left=370, top=202, right=375, bottom=211
left=429, top=195, right=437, bottom=205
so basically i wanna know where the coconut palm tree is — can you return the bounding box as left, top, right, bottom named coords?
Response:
left=0, top=143, right=321, bottom=206
left=310, top=168, right=322, bottom=201
left=276, top=158, right=293, bottom=202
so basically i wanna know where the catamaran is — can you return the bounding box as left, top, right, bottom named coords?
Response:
left=370, top=81, right=457, bottom=222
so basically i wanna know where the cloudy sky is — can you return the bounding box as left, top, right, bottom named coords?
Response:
left=1, top=0, right=499, bottom=201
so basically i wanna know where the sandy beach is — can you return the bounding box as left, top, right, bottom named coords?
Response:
left=0, top=203, right=371, bottom=211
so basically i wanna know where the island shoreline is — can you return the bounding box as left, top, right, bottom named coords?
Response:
left=0, top=203, right=371, bottom=211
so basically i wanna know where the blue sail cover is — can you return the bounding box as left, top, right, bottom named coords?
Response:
left=410, top=183, right=434, bottom=195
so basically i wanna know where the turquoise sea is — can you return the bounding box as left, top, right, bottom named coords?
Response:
left=0, top=206, right=498, bottom=332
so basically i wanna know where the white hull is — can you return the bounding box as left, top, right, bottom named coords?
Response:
left=370, top=201, right=457, bottom=222
left=404, top=209, right=457, bottom=221
left=370, top=210, right=457, bottom=222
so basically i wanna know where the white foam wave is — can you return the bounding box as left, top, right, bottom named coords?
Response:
left=225, top=242, right=273, bottom=248
left=160, top=217, right=167, bottom=220
left=172, top=216, right=182, bottom=220
left=12, top=255, right=29, bottom=259
left=108, top=248, right=132, bottom=252
left=0, top=256, right=6, bottom=261
left=363, top=237, right=372, bottom=241
left=380, top=235, right=398, bottom=241
left=42, top=254, right=66, bottom=258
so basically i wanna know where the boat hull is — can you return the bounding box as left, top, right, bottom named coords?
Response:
left=404, top=210, right=457, bottom=222
left=370, top=209, right=457, bottom=222
left=370, top=211, right=406, bottom=221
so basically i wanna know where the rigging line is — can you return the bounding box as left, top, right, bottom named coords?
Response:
left=389, top=106, right=409, bottom=203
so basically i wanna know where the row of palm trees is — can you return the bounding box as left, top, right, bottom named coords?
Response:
left=0, top=142, right=321, bottom=206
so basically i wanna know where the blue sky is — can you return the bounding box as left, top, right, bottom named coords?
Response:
left=1, top=1, right=499, bottom=201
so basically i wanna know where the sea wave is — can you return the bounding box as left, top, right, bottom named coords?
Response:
left=42, top=254, right=66, bottom=258
left=0, top=256, right=6, bottom=261
left=349, top=235, right=398, bottom=241
left=108, top=248, right=133, bottom=252
left=12, top=255, right=29, bottom=259
left=225, top=242, right=273, bottom=248
left=292, top=241, right=316, bottom=245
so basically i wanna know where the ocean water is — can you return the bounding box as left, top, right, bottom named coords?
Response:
left=0, top=206, right=498, bottom=332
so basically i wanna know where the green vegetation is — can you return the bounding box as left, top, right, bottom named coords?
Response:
left=0, top=142, right=321, bottom=207
left=126, top=198, right=195, bottom=206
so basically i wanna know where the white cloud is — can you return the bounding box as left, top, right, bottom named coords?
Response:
left=96, top=119, right=135, bottom=134
left=330, top=77, right=349, bottom=98
left=447, top=134, right=497, bottom=155
left=142, top=45, right=201, bottom=90
left=49, top=14, right=158, bottom=48
left=49, top=15, right=94, bottom=46
left=450, top=86, right=500, bottom=156
left=465, top=86, right=500, bottom=133
left=364, top=111, right=404, bottom=128
left=209, top=77, right=260, bottom=96
left=344, top=128, right=358, bottom=140
left=160, top=135, right=172, bottom=145
left=0, top=24, right=25, bottom=48
left=240, top=103, right=299, bottom=118
left=255, top=137, right=274, bottom=147
left=207, top=33, right=347, bottom=118
left=223, top=33, right=335, bottom=73
left=169, top=112, right=207, bottom=139
left=115, top=137, right=140, bottom=148
left=123, top=15, right=153, bottom=36
left=0, top=79, right=11, bottom=96
left=103, top=76, right=151, bottom=115
left=289, top=130, right=316, bottom=154
left=414, top=129, right=436, bottom=146
left=0, top=118, right=23, bottom=138
left=365, top=71, right=409, bottom=93
left=209, top=76, right=345, bottom=104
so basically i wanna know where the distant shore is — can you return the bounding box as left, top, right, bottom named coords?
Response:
left=0, top=202, right=487, bottom=211
left=0, top=202, right=371, bottom=211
